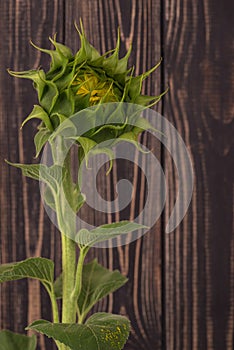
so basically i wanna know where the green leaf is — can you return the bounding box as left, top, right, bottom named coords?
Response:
left=49, top=36, right=73, bottom=59
left=21, top=105, right=53, bottom=131
left=0, top=257, right=54, bottom=291
left=30, top=39, right=69, bottom=77
left=134, top=95, right=160, bottom=106
left=54, top=259, right=127, bottom=321
left=114, top=132, right=149, bottom=154
left=53, top=274, right=63, bottom=299
left=103, top=30, right=120, bottom=75
left=7, top=69, right=46, bottom=100
left=5, top=162, right=65, bottom=192
left=5, top=161, right=41, bottom=181
left=127, top=75, right=144, bottom=101
left=88, top=146, right=114, bottom=175
left=8, top=69, right=59, bottom=113
left=90, top=221, right=146, bottom=235
left=74, top=189, right=86, bottom=212
left=141, top=58, right=162, bottom=80
left=132, top=117, right=165, bottom=138
left=75, top=21, right=100, bottom=64
left=51, top=89, right=75, bottom=117
left=0, top=330, right=37, bottom=350
left=114, top=45, right=132, bottom=75
left=39, top=78, right=59, bottom=114
left=39, top=165, right=65, bottom=193
left=34, top=127, right=52, bottom=158
left=68, top=136, right=113, bottom=174
left=78, top=259, right=128, bottom=320
left=76, top=221, right=147, bottom=247
left=76, top=136, right=97, bottom=160
left=27, top=313, right=130, bottom=350
left=43, top=186, right=56, bottom=211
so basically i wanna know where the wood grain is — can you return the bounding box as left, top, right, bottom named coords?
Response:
left=0, top=1, right=65, bottom=349
left=163, top=0, right=234, bottom=349
left=0, top=0, right=233, bottom=349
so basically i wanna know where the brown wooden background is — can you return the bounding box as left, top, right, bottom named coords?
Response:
left=0, top=0, right=233, bottom=349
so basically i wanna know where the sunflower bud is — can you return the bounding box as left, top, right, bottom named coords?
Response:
left=8, top=22, right=166, bottom=157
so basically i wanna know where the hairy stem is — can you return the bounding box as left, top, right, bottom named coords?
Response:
left=61, top=234, right=77, bottom=323
left=50, top=288, right=60, bottom=323
left=71, top=247, right=89, bottom=323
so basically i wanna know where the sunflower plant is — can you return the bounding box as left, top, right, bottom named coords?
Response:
left=1, top=22, right=165, bottom=350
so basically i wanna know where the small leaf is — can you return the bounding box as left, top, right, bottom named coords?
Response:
left=141, top=58, right=162, bottom=80
left=39, top=78, right=59, bottom=114
left=34, top=127, right=52, bottom=158
left=114, top=45, right=132, bottom=75
left=0, top=330, right=37, bottom=350
left=7, top=69, right=46, bottom=101
left=74, top=190, right=86, bottom=212
left=50, top=113, right=68, bottom=129
left=88, top=147, right=114, bottom=175
left=5, top=162, right=65, bottom=193
left=90, top=221, right=146, bottom=235
left=132, top=117, right=164, bottom=138
left=30, top=40, right=69, bottom=76
left=115, top=132, right=149, bottom=154
left=134, top=95, right=159, bottom=106
left=103, top=30, right=120, bottom=75
left=51, top=89, right=75, bottom=117
left=49, top=36, right=73, bottom=59
left=78, top=259, right=128, bottom=319
left=21, top=105, right=53, bottom=131
left=5, top=161, right=41, bottom=181
left=27, top=313, right=130, bottom=350
left=76, top=221, right=147, bottom=247
left=8, top=69, right=59, bottom=113
left=0, top=257, right=54, bottom=291
left=68, top=136, right=113, bottom=173
left=43, top=186, right=56, bottom=211
left=53, top=274, right=63, bottom=299
left=127, top=75, right=144, bottom=101
left=39, top=164, right=65, bottom=193
left=75, top=21, right=100, bottom=64
left=77, top=136, right=97, bottom=161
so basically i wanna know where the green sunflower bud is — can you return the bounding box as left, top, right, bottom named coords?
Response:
left=8, top=21, right=167, bottom=157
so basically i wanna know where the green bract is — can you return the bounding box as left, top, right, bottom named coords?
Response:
left=8, top=22, right=165, bottom=157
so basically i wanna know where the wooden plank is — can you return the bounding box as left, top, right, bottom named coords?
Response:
left=64, top=0, right=163, bottom=349
left=2, top=1, right=232, bottom=350
left=0, top=1, right=64, bottom=349
left=163, top=0, right=234, bottom=349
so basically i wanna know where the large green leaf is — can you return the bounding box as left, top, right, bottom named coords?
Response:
left=76, top=221, right=147, bottom=247
left=54, top=259, right=127, bottom=321
left=0, top=330, right=37, bottom=350
left=27, top=313, right=130, bottom=350
left=78, top=259, right=128, bottom=319
left=0, top=257, right=54, bottom=291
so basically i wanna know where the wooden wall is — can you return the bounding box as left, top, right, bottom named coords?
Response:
left=0, top=0, right=233, bottom=349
